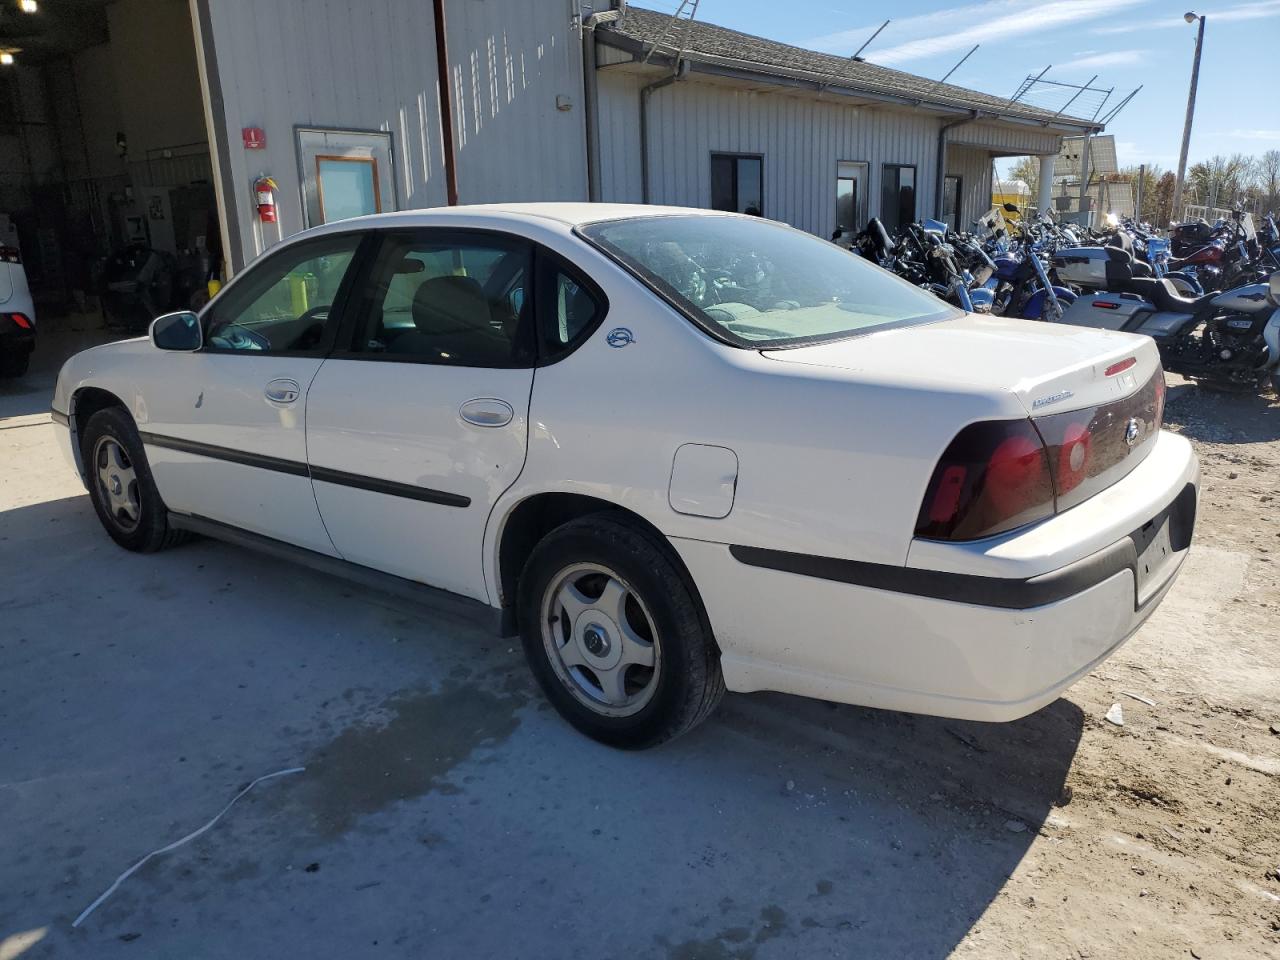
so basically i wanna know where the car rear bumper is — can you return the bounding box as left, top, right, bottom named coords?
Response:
left=669, top=431, right=1199, bottom=722
left=0, top=318, right=35, bottom=355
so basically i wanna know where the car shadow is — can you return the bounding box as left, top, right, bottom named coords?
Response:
left=2, top=493, right=1083, bottom=960
left=1163, top=377, right=1280, bottom=444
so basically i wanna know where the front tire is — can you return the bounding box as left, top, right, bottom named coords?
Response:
left=517, top=514, right=724, bottom=748
left=81, top=407, right=187, bottom=552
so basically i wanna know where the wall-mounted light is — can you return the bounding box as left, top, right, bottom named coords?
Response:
left=0, top=53, right=15, bottom=66
left=19, top=0, right=38, bottom=13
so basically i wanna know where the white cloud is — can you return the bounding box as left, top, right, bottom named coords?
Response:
left=1059, top=49, right=1148, bottom=70
left=1218, top=129, right=1280, bottom=141
left=1094, top=0, right=1280, bottom=33
left=805, top=0, right=1147, bottom=65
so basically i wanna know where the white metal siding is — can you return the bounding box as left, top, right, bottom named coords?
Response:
left=946, top=145, right=994, bottom=229
left=596, top=69, right=1065, bottom=239
left=198, top=0, right=585, bottom=269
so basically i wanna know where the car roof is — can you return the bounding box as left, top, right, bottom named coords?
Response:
left=307, top=202, right=747, bottom=234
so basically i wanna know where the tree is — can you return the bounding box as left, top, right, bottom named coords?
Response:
left=1187, top=154, right=1252, bottom=212
left=1153, top=172, right=1176, bottom=226
left=1118, top=163, right=1165, bottom=223
left=1003, top=156, right=1040, bottom=203
left=1256, top=149, right=1280, bottom=215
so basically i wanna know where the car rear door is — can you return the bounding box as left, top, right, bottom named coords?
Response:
left=141, top=231, right=367, bottom=554
left=303, top=228, right=538, bottom=602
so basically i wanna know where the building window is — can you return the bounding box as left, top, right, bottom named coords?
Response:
left=880, top=164, right=916, bottom=233
left=942, top=175, right=963, bottom=229
left=836, top=161, right=869, bottom=233
left=710, top=153, right=763, bottom=215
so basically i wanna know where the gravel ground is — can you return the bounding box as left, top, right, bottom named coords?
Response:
left=1, top=321, right=1278, bottom=959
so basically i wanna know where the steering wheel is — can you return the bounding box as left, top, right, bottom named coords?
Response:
left=290, top=304, right=331, bottom=351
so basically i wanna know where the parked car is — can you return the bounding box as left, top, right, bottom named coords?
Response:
left=0, top=243, right=36, bottom=377
left=50, top=204, right=1199, bottom=748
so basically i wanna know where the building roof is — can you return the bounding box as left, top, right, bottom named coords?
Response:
left=601, top=7, right=1100, bottom=131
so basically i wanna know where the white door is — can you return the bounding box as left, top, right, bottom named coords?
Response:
left=297, top=128, right=396, bottom=227
left=141, top=232, right=365, bottom=553
left=305, top=229, right=549, bottom=602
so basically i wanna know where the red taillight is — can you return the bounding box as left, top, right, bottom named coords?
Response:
left=1104, top=356, right=1137, bottom=377
left=1093, top=300, right=1121, bottom=310
left=915, top=419, right=1054, bottom=541
left=8, top=312, right=31, bottom=329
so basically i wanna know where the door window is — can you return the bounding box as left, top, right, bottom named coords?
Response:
left=204, top=234, right=362, bottom=354
left=881, top=164, right=917, bottom=233
left=710, top=154, right=764, bottom=215
left=350, top=232, right=534, bottom=366
left=317, top=157, right=381, bottom=222
left=836, top=161, right=868, bottom=233
left=943, top=175, right=963, bottom=229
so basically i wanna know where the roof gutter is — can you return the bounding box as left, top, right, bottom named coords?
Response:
left=640, top=59, right=690, bottom=205
left=935, top=111, right=978, bottom=220
left=582, top=3, right=626, bottom=202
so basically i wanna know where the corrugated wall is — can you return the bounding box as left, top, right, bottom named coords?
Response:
left=946, top=145, right=995, bottom=230
left=597, top=70, right=1063, bottom=239
left=197, top=0, right=586, bottom=269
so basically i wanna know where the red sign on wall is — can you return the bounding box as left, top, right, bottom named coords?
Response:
left=242, top=127, right=266, bottom=150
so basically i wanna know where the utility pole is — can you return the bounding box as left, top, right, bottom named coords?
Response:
left=1171, top=12, right=1205, bottom=226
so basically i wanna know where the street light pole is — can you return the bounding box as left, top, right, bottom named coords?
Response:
left=1171, top=12, right=1205, bottom=225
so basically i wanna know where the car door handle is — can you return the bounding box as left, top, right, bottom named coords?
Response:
left=265, top=378, right=301, bottom=405
left=459, top=397, right=514, bottom=427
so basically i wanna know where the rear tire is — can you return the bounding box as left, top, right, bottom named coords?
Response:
left=81, top=407, right=187, bottom=553
left=517, top=513, right=724, bottom=749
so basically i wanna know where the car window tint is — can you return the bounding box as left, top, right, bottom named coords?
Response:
left=356, top=233, right=532, bottom=366
left=205, top=235, right=360, bottom=353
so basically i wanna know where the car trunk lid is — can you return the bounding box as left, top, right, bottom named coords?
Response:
left=760, top=312, right=1161, bottom=416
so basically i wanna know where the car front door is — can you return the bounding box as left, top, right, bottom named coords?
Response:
left=141, top=232, right=366, bottom=554
left=304, top=228, right=537, bottom=602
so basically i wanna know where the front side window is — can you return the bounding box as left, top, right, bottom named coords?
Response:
left=350, top=232, right=533, bottom=366
left=881, top=164, right=916, bottom=234
left=204, top=234, right=361, bottom=353
left=580, top=214, right=958, bottom=349
left=836, top=161, right=868, bottom=233
left=710, top=154, right=763, bottom=216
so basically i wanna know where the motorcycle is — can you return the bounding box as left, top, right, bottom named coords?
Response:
left=1052, top=241, right=1280, bottom=392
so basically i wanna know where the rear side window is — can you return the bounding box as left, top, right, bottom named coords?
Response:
left=349, top=231, right=533, bottom=367
left=537, top=253, right=606, bottom=362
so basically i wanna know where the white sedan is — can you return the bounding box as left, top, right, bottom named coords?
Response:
left=51, top=204, right=1199, bottom=747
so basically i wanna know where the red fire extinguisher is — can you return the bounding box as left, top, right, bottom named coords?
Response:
left=253, top=176, right=278, bottom=223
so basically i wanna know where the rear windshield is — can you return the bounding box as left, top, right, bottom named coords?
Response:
left=579, top=214, right=958, bottom=348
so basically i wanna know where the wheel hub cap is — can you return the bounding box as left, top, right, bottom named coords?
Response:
left=110, top=475, right=122, bottom=495
left=582, top=624, right=610, bottom=658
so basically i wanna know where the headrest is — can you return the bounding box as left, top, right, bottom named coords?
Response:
left=412, top=275, right=491, bottom=336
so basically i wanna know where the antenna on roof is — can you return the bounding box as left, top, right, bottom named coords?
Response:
left=816, top=18, right=889, bottom=93
left=1010, top=65, right=1052, bottom=104
left=926, top=44, right=979, bottom=93
left=850, top=19, right=890, bottom=61
left=642, top=0, right=701, bottom=66
left=1098, top=86, right=1142, bottom=125
left=1052, top=74, right=1097, bottom=118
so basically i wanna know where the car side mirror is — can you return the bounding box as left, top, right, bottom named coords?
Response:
left=150, top=311, right=202, bottom=351
left=1269, top=271, right=1280, bottom=307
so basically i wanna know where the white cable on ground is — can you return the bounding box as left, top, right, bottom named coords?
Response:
left=72, top=766, right=306, bottom=928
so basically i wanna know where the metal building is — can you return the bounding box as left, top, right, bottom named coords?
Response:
left=0, top=0, right=1102, bottom=317
left=590, top=8, right=1097, bottom=237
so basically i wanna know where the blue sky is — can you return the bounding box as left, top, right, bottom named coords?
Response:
left=638, top=0, right=1279, bottom=173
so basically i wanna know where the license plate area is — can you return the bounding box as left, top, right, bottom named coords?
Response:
left=1132, top=509, right=1177, bottom=607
